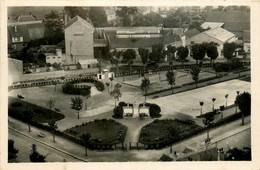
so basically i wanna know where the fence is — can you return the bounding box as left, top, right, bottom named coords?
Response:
left=114, top=62, right=250, bottom=77
left=10, top=75, right=95, bottom=89
left=129, top=142, right=146, bottom=150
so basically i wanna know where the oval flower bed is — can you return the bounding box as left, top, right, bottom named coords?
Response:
left=64, top=119, right=127, bottom=150
left=139, top=119, right=203, bottom=149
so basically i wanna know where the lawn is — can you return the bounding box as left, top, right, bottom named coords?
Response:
left=8, top=97, right=65, bottom=123
left=64, top=119, right=127, bottom=146
left=139, top=119, right=203, bottom=148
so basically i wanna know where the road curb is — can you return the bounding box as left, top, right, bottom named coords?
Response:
left=9, top=127, right=88, bottom=162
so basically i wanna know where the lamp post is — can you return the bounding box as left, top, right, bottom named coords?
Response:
left=235, top=91, right=240, bottom=113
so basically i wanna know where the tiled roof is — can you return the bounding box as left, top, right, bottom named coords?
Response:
left=201, top=22, right=224, bottom=29
left=203, top=27, right=235, bottom=43
left=184, top=28, right=201, bottom=38
left=17, top=15, right=36, bottom=22
left=64, top=15, right=93, bottom=30
left=98, top=27, right=181, bottom=49
left=224, top=22, right=250, bottom=32
left=206, top=11, right=250, bottom=23
left=8, top=22, right=45, bottom=42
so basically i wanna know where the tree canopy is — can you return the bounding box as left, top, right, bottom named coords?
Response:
left=149, top=43, right=164, bottom=63
left=206, top=43, right=219, bottom=64
left=223, top=42, right=237, bottom=61
left=138, top=47, right=149, bottom=70
left=29, top=144, right=46, bottom=162
left=166, top=70, right=176, bottom=94
left=116, top=7, right=138, bottom=26
left=191, top=44, right=207, bottom=64
left=235, top=92, right=251, bottom=116
left=177, top=46, right=189, bottom=64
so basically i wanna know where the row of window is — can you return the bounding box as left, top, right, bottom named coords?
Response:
left=12, top=37, right=23, bottom=42
left=46, top=56, right=62, bottom=59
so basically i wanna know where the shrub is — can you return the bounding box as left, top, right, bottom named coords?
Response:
left=113, top=106, right=123, bottom=119
left=142, top=103, right=161, bottom=118
left=214, top=60, right=243, bottom=72
left=94, top=81, right=105, bottom=91
left=11, top=102, right=23, bottom=107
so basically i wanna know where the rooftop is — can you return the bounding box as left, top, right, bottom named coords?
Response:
left=203, top=27, right=235, bottom=42
left=201, top=22, right=224, bottom=29
left=64, top=15, right=93, bottom=30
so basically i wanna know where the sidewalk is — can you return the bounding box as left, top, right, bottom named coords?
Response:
left=8, top=115, right=250, bottom=162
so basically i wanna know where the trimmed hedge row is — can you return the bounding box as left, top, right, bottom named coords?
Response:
left=62, top=78, right=104, bottom=95
left=139, top=103, right=161, bottom=118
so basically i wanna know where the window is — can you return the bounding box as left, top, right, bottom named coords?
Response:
left=73, top=34, right=83, bottom=36
left=20, top=37, right=23, bottom=42
left=53, top=57, right=56, bottom=59
left=191, top=41, right=195, bottom=45
left=88, top=64, right=90, bottom=68
left=47, top=57, right=50, bottom=59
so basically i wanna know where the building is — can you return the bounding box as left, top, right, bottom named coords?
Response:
left=64, top=16, right=95, bottom=64
left=186, top=27, right=236, bottom=58
left=45, top=49, right=65, bottom=64
left=243, top=30, right=250, bottom=54
left=8, top=14, right=45, bottom=51
left=77, top=59, right=99, bottom=69
left=8, top=58, right=23, bottom=86
left=206, top=11, right=250, bottom=39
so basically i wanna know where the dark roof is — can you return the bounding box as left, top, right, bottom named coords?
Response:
left=224, top=22, right=250, bottom=32
left=102, top=28, right=181, bottom=49
left=64, top=15, right=93, bottom=30
left=184, top=28, right=201, bottom=38
left=158, top=154, right=173, bottom=162
left=8, top=23, right=45, bottom=42
left=206, top=11, right=250, bottom=23
left=17, top=15, right=36, bottom=22
left=243, top=30, right=250, bottom=43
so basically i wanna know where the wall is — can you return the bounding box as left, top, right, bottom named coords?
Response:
left=65, top=20, right=94, bottom=64
left=8, top=58, right=23, bottom=86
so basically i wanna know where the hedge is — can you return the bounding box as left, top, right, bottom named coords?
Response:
left=139, top=112, right=247, bottom=149
left=139, top=103, right=161, bottom=118
left=62, top=78, right=105, bottom=95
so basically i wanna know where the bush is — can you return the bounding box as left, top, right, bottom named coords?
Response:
left=113, top=106, right=123, bottom=119
left=214, top=60, right=243, bottom=72
left=118, top=102, right=133, bottom=107
left=94, top=81, right=105, bottom=91
left=11, top=102, right=23, bottom=107
left=140, top=103, right=161, bottom=118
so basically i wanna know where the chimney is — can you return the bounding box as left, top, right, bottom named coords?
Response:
left=64, top=13, right=68, bottom=25
left=56, top=49, right=62, bottom=57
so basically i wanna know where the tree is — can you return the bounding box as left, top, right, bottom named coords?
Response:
left=71, top=97, right=83, bottom=119
left=223, top=42, right=237, bottom=62
left=64, top=7, right=89, bottom=21
left=212, top=98, right=216, bottom=111
left=140, top=77, right=150, bottom=102
left=199, top=101, right=204, bottom=115
left=46, top=99, right=55, bottom=119
left=43, top=10, right=64, bottom=45
left=23, top=106, right=33, bottom=132
left=166, top=70, right=176, bottom=94
left=105, top=82, right=110, bottom=93
left=219, top=105, right=225, bottom=119
left=207, top=43, right=218, bottom=65
left=225, top=147, right=251, bottom=161
left=110, top=88, right=122, bottom=107
left=177, top=46, right=189, bottom=65
left=88, top=7, right=107, bottom=27
left=225, top=94, right=229, bottom=107
left=116, top=7, right=137, bottom=26
left=8, top=139, right=19, bottom=160
left=138, top=47, right=149, bottom=71
left=191, top=44, right=206, bottom=65
left=235, top=92, right=251, bottom=125
left=190, top=66, right=201, bottom=88
left=149, top=43, right=164, bottom=63
left=29, top=144, right=46, bottom=162
left=81, top=133, right=91, bottom=156
left=166, top=45, right=177, bottom=66
left=48, top=120, right=58, bottom=142
left=122, top=49, right=136, bottom=72
left=203, top=112, right=215, bottom=142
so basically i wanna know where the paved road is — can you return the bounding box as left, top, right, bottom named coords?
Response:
left=9, top=128, right=82, bottom=162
